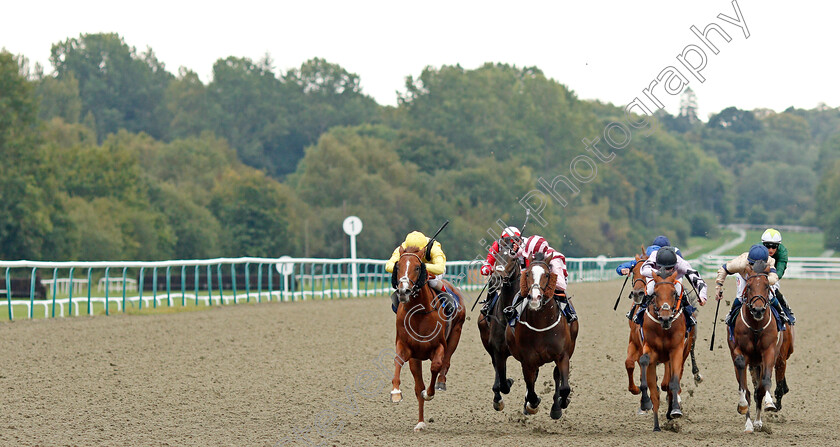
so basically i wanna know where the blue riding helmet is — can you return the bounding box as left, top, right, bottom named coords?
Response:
left=747, top=244, right=769, bottom=264
left=652, top=235, right=670, bottom=247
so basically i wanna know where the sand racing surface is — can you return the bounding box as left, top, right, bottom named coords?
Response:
left=1, top=279, right=837, bottom=446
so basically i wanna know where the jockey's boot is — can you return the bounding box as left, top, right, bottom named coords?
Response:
left=770, top=298, right=790, bottom=325
left=428, top=279, right=455, bottom=316
left=556, top=291, right=577, bottom=323
left=480, top=291, right=497, bottom=317
left=775, top=289, right=796, bottom=325
left=625, top=303, right=637, bottom=320
left=390, top=291, right=399, bottom=313
left=725, top=298, right=742, bottom=327
left=503, top=293, right=523, bottom=325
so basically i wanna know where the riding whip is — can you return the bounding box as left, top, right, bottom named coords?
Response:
left=425, top=220, right=450, bottom=262
left=519, top=209, right=531, bottom=238
left=470, top=280, right=490, bottom=312
left=613, top=274, right=629, bottom=311
left=709, top=298, right=722, bottom=351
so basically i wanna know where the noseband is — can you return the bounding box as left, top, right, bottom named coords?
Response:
left=397, top=252, right=425, bottom=297
left=645, top=280, right=681, bottom=329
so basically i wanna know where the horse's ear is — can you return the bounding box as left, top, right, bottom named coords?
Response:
left=545, top=252, right=554, bottom=263
left=399, top=246, right=405, bottom=255
left=419, top=247, right=426, bottom=260
left=753, top=260, right=768, bottom=274
left=667, top=270, right=679, bottom=282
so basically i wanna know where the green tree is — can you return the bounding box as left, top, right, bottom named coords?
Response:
left=50, top=33, right=174, bottom=141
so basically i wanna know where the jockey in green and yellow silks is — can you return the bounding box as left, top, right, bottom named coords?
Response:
left=386, top=231, right=448, bottom=313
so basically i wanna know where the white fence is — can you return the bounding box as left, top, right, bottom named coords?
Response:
left=0, top=255, right=837, bottom=320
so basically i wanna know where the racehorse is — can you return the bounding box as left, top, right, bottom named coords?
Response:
left=390, top=245, right=466, bottom=432
left=637, top=270, right=689, bottom=431
left=773, top=299, right=794, bottom=411
left=625, top=253, right=702, bottom=400
left=727, top=260, right=790, bottom=433
left=505, top=252, right=577, bottom=419
left=477, top=243, right=520, bottom=411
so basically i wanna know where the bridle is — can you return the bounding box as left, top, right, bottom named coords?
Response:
left=741, top=272, right=772, bottom=333
left=397, top=252, right=425, bottom=298
left=645, top=280, right=682, bottom=330
left=524, top=259, right=553, bottom=309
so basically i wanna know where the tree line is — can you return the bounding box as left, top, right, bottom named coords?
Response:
left=1, top=33, right=838, bottom=262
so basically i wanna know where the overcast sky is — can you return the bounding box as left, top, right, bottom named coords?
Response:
left=2, top=0, right=834, bottom=120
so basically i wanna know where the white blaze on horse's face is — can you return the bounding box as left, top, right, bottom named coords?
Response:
left=397, top=259, right=412, bottom=300
left=529, top=264, right=546, bottom=310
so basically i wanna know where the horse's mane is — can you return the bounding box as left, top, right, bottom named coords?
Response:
left=404, top=245, right=422, bottom=254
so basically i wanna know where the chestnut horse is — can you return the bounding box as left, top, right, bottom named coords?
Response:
left=637, top=270, right=688, bottom=431
left=477, top=246, right=520, bottom=411
left=505, top=253, right=577, bottom=419
left=390, top=246, right=466, bottom=432
left=727, top=260, right=791, bottom=433
left=626, top=254, right=702, bottom=402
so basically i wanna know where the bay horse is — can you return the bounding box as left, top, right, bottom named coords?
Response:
left=505, top=252, right=577, bottom=419
left=726, top=260, right=790, bottom=433
left=637, top=270, right=688, bottom=431
left=626, top=253, right=702, bottom=401
left=390, top=246, right=466, bottom=432
left=477, top=245, right=520, bottom=411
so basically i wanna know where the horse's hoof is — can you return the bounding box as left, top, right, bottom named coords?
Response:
left=744, top=419, right=754, bottom=433
left=737, top=404, right=748, bottom=415
left=754, top=420, right=763, bottom=431
left=524, top=402, right=539, bottom=415
left=637, top=407, right=649, bottom=416
left=669, top=408, right=683, bottom=419
left=764, top=401, right=776, bottom=412
left=391, top=390, right=402, bottom=403
left=414, top=421, right=426, bottom=432
left=653, top=426, right=661, bottom=432
left=641, top=399, right=653, bottom=412
left=694, top=373, right=704, bottom=384
left=550, top=405, right=562, bottom=420
left=421, top=390, right=433, bottom=401
left=493, top=399, right=504, bottom=411
left=436, top=382, right=447, bottom=391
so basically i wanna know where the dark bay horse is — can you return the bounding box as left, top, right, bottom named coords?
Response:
left=477, top=247, right=520, bottom=411
left=637, top=270, right=688, bottom=431
left=626, top=254, right=702, bottom=401
left=727, top=261, right=788, bottom=433
left=505, top=253, right=577, bottom=419
left=390, top=246, right=466, bottom=432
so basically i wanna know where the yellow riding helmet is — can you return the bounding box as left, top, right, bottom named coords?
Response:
left=404, top=231, right=429, bottom=248
left=761, top=228, right=782, bottom=244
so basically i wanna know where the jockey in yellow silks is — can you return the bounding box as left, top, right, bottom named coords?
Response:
left=386, top=231, right=449, bottom=313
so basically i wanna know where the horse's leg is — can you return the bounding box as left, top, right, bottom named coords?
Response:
left=646, top=351, right=661, bottom=431
left=638, top=351, right=653, bottom=413
left=760, top=346, right=777, bottom=414
left=491, top=351, right=511, bottom=411
left=391, top=341, right=410, bottom=403
left=733, top=352, right=753, bottom=432
left=661, top=361, right=670, bottom=395
left=408, top=359, right=427, bottom=432
left=522, top=362, right=541, bottom=415
left=568, top=319, right=579, bottom=358
left=425, top=343, right=445, bottom=401
left=625, top=332, right=641, bottom=395
left=667, top=343, right=685, bottom=420
left=774, top=328, right=793, bottom=411
left=437, top=314, right=464, bottom=391
left=689, top=328, right=703, bottom=383
left=550, top=353, right=572, bottom=419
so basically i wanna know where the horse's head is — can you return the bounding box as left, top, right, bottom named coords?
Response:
left=651, top=270, right=681, bottom=330
left=744, top=260, right=771, bottom=322
left=490, top=240, right=521, bottom=286
left=393, top=246, right=427, bottom=303
left=630, top=253, right=649, bottom=305
left=520, top=252, right=555, bottom=311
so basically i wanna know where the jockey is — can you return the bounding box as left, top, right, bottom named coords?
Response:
left=639, top=246, right=708, bottom=331
left=385, top=231, right=451, bottom=313
left=615, top=235, right=674, bottom=276
left=478, top=226, right=522, bottom=316
left=761, top=228, right=795, bottom=324
left=502, top=235, right=577, bottom=324
left=715, top=244, right=784, bottom=327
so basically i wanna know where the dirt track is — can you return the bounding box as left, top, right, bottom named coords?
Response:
left=0, top=280, right=837, bottom=446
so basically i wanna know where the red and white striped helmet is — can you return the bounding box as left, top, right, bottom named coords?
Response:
left=501, top=227, right=521, bottom=238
